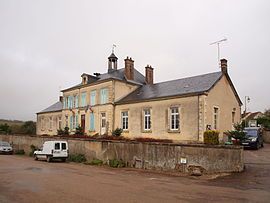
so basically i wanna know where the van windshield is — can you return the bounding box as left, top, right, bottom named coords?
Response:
left=0, top=142, right=10, bottom=147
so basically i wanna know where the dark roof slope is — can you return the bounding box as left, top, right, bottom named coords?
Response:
left=37, top=101, right=62, bottom=114
left=117, top=71, right=223, bottom=104
left=62, top=68, right=146, bottom=92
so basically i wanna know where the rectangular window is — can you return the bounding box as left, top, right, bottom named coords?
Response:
left=90, top=90, right=96, bottom=106
left=49, top=117, right=53, bottom=130
left=213, top=107, right=219, bottom=130
left=232, top=111, right=235, bottom=124
left=121, top=111, right=128, bottom=130
left=100, top=88, right=108, bottom=104
left=75, top=95, right=78, bottom=108
left=55, top=143, right=60, bottom=150
left=61, top=143, right=67, bottom=150
left=41, top=118, right=44, bottom=130
left=101, top=113, right=106, bottom=128
left=170, top=107, right=179, bottom=130
left=90, top=112, right=95, bottom=131
left=58, top=117, right=62, bottom=129
left=63, top=97, right=66, bottom=109
left=144, top=109, right=151, bottom=130
left=70, top=116, right=73, bottom=130
left=81, top=92, right=87, bottom=107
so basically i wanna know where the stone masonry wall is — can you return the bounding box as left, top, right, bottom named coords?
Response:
left=0, top=134, right=244, bottom=174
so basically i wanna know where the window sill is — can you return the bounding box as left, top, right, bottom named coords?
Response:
left=167, top=129, right=181, bottom=133
left=122, top=130, right=129, bottom=133
left=142, top=130, right=152, bottom=133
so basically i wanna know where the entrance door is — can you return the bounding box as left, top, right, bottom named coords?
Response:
left=100, top=113, right=106, bottom=135
left=81, top=115, right=85, bottom=134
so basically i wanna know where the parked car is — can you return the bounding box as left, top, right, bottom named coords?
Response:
left=34, top=141, right=68, bottom=162
left=0, top=141, right=13, bottom=154
left=241, top=127, right=264, bottom=149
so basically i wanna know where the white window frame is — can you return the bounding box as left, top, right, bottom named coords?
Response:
left=81, top=92, right=87, bottom=107
left=143, top=109, right=151, bottom=131
left=170, top=107, right=180, bottom=131
left=90, top=90, right=96, bottom=106
left=100, top=88, right=108, bottom=104
left=213, top=106, right=219, bottom=130
left=49, top=117, right=53, bottom=130
left=121, top=111, right=129, bottom=130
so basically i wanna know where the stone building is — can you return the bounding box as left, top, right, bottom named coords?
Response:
left=36, top=52, right=242, bottom=142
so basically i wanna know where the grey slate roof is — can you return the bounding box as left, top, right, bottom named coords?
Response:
left=62, top=68, right=146, bottom=91
left=37, top=101, right=62, bottom=114
left=116, top=71, right=223, bottom=104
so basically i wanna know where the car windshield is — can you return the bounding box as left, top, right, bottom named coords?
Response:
left=244, top=129, right=258, bottom=137
left=0, top=142, right=10, bottom=147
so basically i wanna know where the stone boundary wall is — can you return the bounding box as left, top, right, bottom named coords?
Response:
left=0, top=134, right=244, bottom=174
left=263, top=130, right=270, bottom=143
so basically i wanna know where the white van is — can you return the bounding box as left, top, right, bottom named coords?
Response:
left=34, top=141, right=68, bottom=162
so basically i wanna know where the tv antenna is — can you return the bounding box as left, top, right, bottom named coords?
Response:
left=210, top=38, right=227, bottom=67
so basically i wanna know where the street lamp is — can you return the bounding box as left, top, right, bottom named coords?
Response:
left=244, top=96, right=250, bottom=115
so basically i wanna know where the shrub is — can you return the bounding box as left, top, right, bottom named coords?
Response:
left=0, top=123, right=11, bottom=134
left=57, top=128, right=64, bottom=136
left=203, top=130, right=219, bottom=145
left=85, top=159, right=103, bottom=166
left=75, top=126, right=84, bottom=135
left=29, top=145, right=37, bottom=157
left=21, top=121, right=36, bottom=135
left=134, top=137, right=173, bottom=143
left=68, top=154, right=87, bottom=163
left=15, top=149, right=25, bottom=155
left=112, top=128, right=123, bottom=137
left=109, top=159, right=126, bottom=168
left=64, top=127, right=69, bottom=135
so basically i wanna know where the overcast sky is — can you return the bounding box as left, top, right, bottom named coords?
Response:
left=0, top=0, right=269, bottom=121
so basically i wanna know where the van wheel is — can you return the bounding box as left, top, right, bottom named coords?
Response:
left=62, top=158, right=66, bottom=162
left=34, top=155, right=38, bottom=161
left=46, top=156, right=51, bottom=162
left=261, top=143, right=264, bottom=148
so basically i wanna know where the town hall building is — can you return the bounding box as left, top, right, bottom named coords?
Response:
left=36, top=51, right=242, bottom=142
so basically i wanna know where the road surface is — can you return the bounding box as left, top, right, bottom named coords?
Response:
left=0, top=145, right=270, bottom=203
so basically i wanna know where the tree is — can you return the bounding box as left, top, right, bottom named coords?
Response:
left=257, top=109, right=270, bottom=129
left=0, top=123, right=11, bottom=134
left=21, top=121, right=36, bottom=135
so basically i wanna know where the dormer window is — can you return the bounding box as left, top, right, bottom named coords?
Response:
left=82, top=76, right=87, bottom=85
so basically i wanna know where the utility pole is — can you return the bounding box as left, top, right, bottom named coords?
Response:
left=210, top=38, right=227, bottom=67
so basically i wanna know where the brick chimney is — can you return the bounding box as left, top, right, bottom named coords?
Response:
left=145, top=65, right=154, bottom=84
left=220, top=59, right=228, bottom=74
left=124, top=57, right=134, bottom=80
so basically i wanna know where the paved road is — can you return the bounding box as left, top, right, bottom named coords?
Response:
left=0, top=145, right=270, bottom=203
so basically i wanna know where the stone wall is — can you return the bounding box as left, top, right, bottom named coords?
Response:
left=263, top=130, right=270, bottom=143
left=0, top=134, right=244, bottom=174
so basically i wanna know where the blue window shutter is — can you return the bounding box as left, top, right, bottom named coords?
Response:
left=90, top=113, right=95, bottom=131
left=69, top=116, right=72, bottom=129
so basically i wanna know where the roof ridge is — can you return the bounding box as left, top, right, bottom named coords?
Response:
left=153, top=71, right=222, bottom=86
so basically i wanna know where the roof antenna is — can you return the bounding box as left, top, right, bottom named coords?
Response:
left=112, top=44, right=116, bottom=53
left=210, top=38, right=227, bottom=68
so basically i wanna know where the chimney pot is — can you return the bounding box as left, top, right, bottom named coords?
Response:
left=145, top=65, right=154, bottom=84
left=124, top=57, right=134, bottom=80
left=220, top=58, right=228, bottom=74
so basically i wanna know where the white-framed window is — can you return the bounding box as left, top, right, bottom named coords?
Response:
left=81, top=92, right=87, bottom=107
left=41, top=117, right=44, bottom=130
left=100, top=88, right=108, bottom=104
left=89, top=112, right=95, bottom=131
left=144, top=109, right=151, bottom=131
left=170, top=107, right=179, bottom=130
left=121, top=111, right=128, bottom=130
left=213, top=107, right=219, bottom=130
left=49, top=117, right=53, bottom=130
left=90, top=90, right=96, bottom=106
left=58, top=117, right=62, bottom=129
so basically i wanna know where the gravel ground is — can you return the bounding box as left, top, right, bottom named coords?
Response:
left=0, top=144, right=270, bottom=203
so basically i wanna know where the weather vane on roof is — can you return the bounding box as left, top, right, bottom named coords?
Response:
left=112, top=44, right=116, bottom=53
left=210, top=38, right=227, bottom=67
